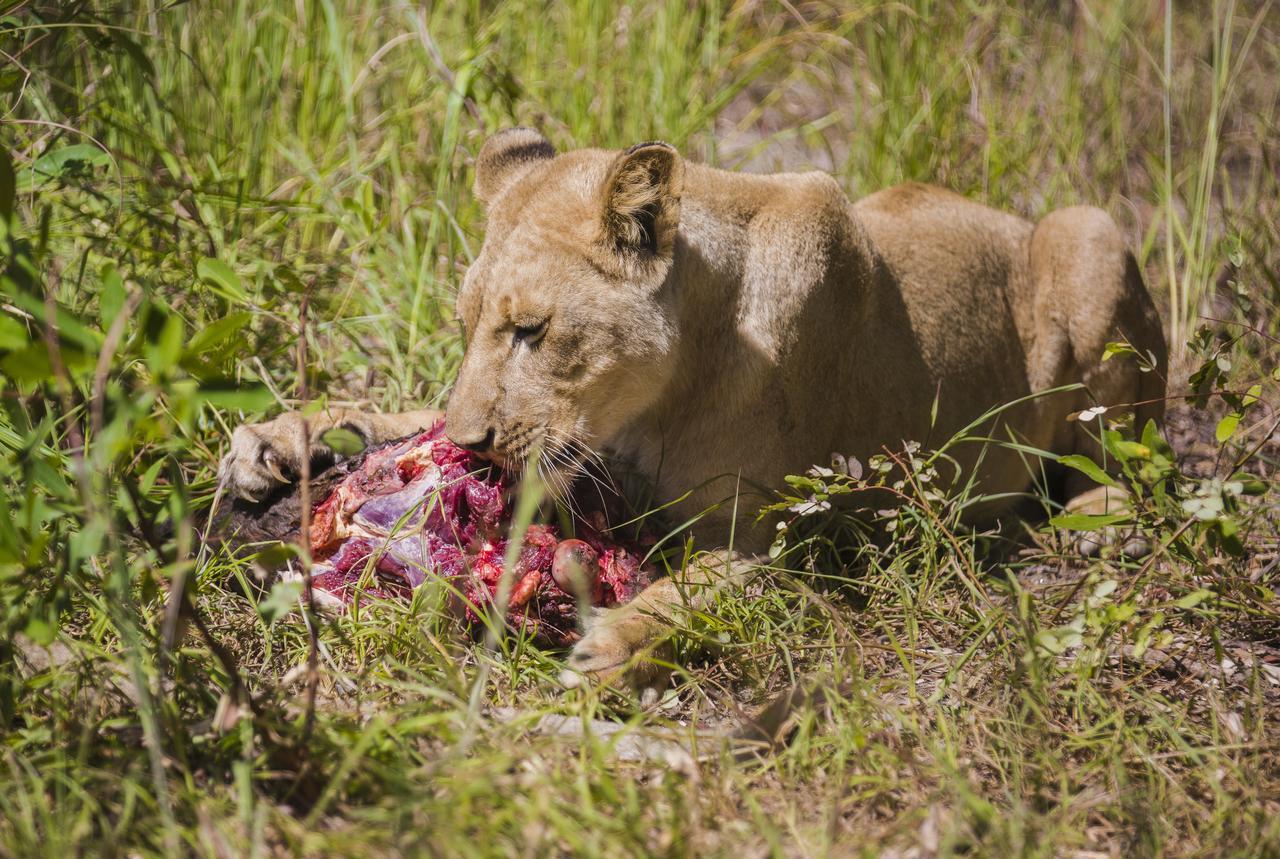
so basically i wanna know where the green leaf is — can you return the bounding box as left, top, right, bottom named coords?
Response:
left=0, top=290, right=103, bottom=351
left=1107, top=601, right=1136, bottom=623
left=18, top=144, right=110, bottom=189
left=187, top=312, right=252, bottom=355
left=257, top=578, right=304, bottom=626
left=1035, top=625, right=1083, bottom=655
left=1140, top=419, right=1175, bottom=461
left=1110, top=440, right=1151, bottom=460
left=321, top=427, right=365, bottom=457
left=1230, top=475, right=1268, bottom=496
left=69, top=521, right=106, bottom=566
left=0, top=315, right=28, bottom=351
left=146, top=314, right=185, bottom=375
left=253, top=543, right=300, bottom=569
left=1093, top=579, right=1119, bottom=599
left=197, top=258, right=249, bottom=303
left=1050, top=512, right=1132, bottom=531
left=1102, top=341, right=1138, bottom=362
left=1215, top=413, right=1240, bottom=443
left=1174, top=589, right=1214, bottom=609
left=23, top=615, right=56, bottom=647
left=139, top=458, right=165, bottom=495
left=0, top=145, right=13, bottom=223
left=1057, top=454, right=1119, bottom=488
left=0, top=345, right=53, bottom=383
left=197, top=382, right=275, bottom=413
left=100, top=264, right=126, bottom=327
left=1034, top=629, right=1067, bottom=654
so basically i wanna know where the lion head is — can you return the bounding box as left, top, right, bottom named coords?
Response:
left=445, top=129, right=685, bottom=496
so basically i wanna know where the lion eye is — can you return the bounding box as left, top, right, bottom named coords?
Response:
left=512, top=318, right=548, bottom=347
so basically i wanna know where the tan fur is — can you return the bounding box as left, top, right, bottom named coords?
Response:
left=222, top=129, right=1167, bottom=694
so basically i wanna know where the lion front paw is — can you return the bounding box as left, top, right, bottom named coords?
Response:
left=219, top=413, right=327, bottom=502
left=560, top=603, right=674, bottom=704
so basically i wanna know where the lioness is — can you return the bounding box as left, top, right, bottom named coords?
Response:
left=222, top=128, right=1167, bottom=694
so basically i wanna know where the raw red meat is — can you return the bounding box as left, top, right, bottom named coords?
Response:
left=297, top=420, right=654, bottom=645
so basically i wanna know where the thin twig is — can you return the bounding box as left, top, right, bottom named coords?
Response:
left=1198, top=315, right=1280, bottom=347
left=297, top=288, right=321, bottom=743
left=90, top=288, right=143, bottom=438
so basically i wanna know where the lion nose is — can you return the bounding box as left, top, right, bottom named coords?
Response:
left=453, top=426, right=496, bottom=455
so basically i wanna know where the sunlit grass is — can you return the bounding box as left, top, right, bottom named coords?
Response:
left=1, top=1, right=1278, bottom=855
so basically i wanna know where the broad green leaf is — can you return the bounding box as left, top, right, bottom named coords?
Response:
left=1107, top=601, right=1136, bottom=623
left=197, top=257, right=249, bottom=302
left=1230, top=474, right=1268, bottom=496
left=100, top=264, right=126, bottom=327
left=1035, top=626, right=1083, bottom=655
left=0, top=290, right=104, bottom=351
left=23, top=615, right=56, bottom=647
left=147, top=314, right=184, bottom=375
left=1102, top=341, right=1138, bottom=362
left=1057, top=454, right=1119, bottom=488
left=139, top=458, right=166, bottom=495
left=0, top=344, right=53, bottom=383
left=18, top=144, right=110, bottom=190
left=69, top=521, right=106, bottom=566
left=1140, top=419, right=1175, bottom=460
left=257, top=577, right=304, bottom=626
left=1174, top=589, right=1214, bottom=609
left=1111, top=440, right=1151, bottom=460
left=197, top=383, right=275, bottom=413
left=321, top=427, right=365, bottom=456
left=1215, top=413, right=1240, bottom=443
left=0, top=315, right=27, bottom=351
left=1049, top=512, right=1132, bottom=531
left=187, top=312, right=252, bottom=355
left=1093, top=579, right=1119, bottom=599
left=0, top=146, right=13, bottom=222
left=253, top=543, right=300, bottom=569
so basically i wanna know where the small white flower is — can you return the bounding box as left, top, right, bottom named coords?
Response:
left=1076, top=405, right=1108, bottom=422
left=787, top=496, right=832, bottom=516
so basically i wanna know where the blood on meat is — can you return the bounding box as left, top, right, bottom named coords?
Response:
left=301, top=420, right=653, bottom=645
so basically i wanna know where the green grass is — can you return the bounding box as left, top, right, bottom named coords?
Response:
left=2, top=1, right=1279, bottom=855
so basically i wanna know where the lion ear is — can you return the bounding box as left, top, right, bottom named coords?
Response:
left=598, top=142, right=683, bottom=261
left=473, top=128, right=556, bottom=205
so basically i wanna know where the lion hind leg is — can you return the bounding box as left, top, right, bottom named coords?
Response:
left=1028, top=206, right=1168, bottom=556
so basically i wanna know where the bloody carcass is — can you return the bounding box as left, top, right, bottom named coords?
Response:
left=220, top=420, right=654, bottom=645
